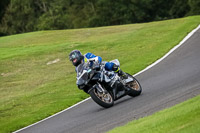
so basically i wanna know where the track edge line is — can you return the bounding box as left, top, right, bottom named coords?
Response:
left=133, top=24, right=200, bottom=77
left=13, top=97, right=91, bottom=133
left=13, top=24, right=200, bottom=133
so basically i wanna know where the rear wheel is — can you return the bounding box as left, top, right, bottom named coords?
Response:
left=89, top=85, right=114, bottom=108
left=126, top=74, right=142, bottom=97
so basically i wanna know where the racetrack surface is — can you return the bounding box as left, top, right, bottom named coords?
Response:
left=16, top=27, right=200, bottom=133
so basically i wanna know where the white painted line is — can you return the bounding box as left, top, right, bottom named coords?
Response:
left=133, top=24, right=200, bottom=77
left=13, top=97, right=91, bottom=133
left=13, top=24, right=200, bottom=133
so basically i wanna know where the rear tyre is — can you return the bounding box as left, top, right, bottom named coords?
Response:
left=89, top=86, right=114, bottom=108
left=126, top=74, right=142, bottom=97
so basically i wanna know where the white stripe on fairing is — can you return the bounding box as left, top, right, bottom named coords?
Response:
left=13, top=24, right=200, bottom=133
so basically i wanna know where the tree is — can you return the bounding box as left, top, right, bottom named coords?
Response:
left=0, top=0, right=200, bottom=36
left=188, top=0, right=200, bottom=15
left=0, top=0, right=10, bottom=22
left=169, top=0, right=190, bottom=18
left=35, top=0, right=71, bottom=30
left=0, top=0, right=41, bottom=35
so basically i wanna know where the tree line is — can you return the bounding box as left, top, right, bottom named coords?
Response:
left=0, top=0, right=200, bottom=36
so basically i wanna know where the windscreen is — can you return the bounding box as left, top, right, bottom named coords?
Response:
left=76, top=63, right=90, bottom=85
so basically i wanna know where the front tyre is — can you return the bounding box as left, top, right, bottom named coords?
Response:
left=126, top=74, right=142, bottom=97
left=89, top=87, right=114, bottom=108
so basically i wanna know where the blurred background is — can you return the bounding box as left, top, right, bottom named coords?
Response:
left=0, top=0, right=200, bottom=36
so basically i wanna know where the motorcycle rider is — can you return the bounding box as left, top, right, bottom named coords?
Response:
left=69, top=50, right=128, bottom=79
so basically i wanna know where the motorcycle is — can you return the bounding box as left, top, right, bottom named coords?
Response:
left=76, top=59, right=142, bottom=108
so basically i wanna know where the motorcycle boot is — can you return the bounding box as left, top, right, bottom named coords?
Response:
left=113, top=64, right=128, bottom=79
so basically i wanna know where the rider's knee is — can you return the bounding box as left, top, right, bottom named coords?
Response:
left=105, top=62, right=115, bottom=71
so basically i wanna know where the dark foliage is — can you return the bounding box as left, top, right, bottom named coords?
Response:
left=0, top=0, right=199, bottom=36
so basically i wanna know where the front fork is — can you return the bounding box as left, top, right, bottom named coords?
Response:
left=96, top=82, right=106, bottom=93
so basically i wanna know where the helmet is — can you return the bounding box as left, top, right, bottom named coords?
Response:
left=69, top=50, right=84, bottom=66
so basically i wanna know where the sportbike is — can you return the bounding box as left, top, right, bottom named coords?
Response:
left=76, top=59, right=142, bottom=108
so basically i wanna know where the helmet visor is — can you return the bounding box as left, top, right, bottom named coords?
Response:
left=69, top=53, right=77, bottom=61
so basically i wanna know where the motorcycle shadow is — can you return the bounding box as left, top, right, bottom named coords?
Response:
left=93, top=96, right=138, bottom=112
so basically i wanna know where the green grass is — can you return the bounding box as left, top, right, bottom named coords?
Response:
left=0, top=16, right=200, bottom=133
left=108, top=95, right=200, bottom=133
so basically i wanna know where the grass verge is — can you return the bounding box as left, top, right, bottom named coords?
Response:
left=107, top=94, right=200, bottom=133
left=0, top=16, right=200, bottom=133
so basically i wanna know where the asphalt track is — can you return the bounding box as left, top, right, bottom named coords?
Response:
left=16, top=26, right=200, bottom=133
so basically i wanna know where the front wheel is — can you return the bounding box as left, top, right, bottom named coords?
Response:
left=89, top=85, right=114, bottom=108
left=126, top=74, right=142, bottom=97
